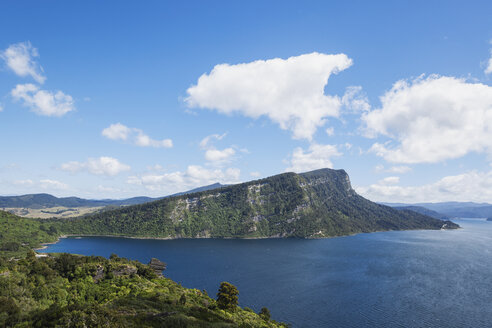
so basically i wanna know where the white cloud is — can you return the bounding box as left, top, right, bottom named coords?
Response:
left=199, top=133, right=237, bottom=163
left=250, top=171, right=261, bottom=178
left=13, top=179, right=33, bottom=186
left=485, top=41, right=492, bottom=75
left=341, top=86, right=370, bottom=113
left=374, top=165, right=412, bottom=174
left=61, top=157, right=130, bottom=176
left=199, top=133, right=227, bottom=149
left=11, top=83, right=74, bottom=116
left=356, top=170, right=492, bottom=203
left=127, top=165, right=240, bottom=193
left=325, top=127, right=334, bottom=136
left=388, top=165, right=412, bottom=174
left=205, top=148, right=236, bottom=162
left=186, top=52, right=353, bottom=140
left=363, top=75, right=492, bottom=163
left=286, top=143, right=341, bottom=173
left=39, top=179, right=68, bottom=190
left=102, top=123, right=131, bottom=140
left=1, top=42, right=46, bottom=84
left=12, top=178, right=68, bottom=191
left=0, top=103, right=3, bottom=112
left=378, top=176, right=400, bottom=185
left=102, top=123, right=173, bottom=148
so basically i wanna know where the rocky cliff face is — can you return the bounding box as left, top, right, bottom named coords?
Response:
left=62, top=168, right=459, bottom=238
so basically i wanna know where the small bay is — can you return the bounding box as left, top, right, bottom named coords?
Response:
left=42, top=219, right=492, bottom=328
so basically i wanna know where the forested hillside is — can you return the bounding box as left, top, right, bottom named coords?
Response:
left=0, top=252, right=285, bottom=327
left=59, top=168, right=459, bottom=238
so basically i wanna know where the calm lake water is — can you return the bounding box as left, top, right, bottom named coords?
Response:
left=42, top=219, right=492, bottom=328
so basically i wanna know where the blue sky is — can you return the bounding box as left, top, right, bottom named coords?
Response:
left=1, top=0, right=492, bottom=202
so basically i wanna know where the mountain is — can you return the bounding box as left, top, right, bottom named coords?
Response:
left=393, top=206, right=450, bottom=220
left=59, top=168, right=459, bottom=238
left=0, top=183, right=225, bottom=210
left=384, top=201, right=492, bottom=218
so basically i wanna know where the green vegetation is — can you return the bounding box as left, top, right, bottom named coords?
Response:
left=0, top=211, right=59, bottom=259
left=58, top=168, right=459, bottom=239
left=0, top=168, right=462, bottom=327
left=217, top=282, right=239, bottom=311
left=0, top=252, right=286, bottom=327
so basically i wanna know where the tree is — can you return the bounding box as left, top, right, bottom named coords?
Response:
left=216, top=282, right=239, bottom=311
left=259, top=307, right=270, bottom=321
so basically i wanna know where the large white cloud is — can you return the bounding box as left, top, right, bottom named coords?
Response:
left=286, top=143, right=341, bottom=173
left=102, top=123, right=173, bottom=148
left=186, top=52, right=353, bottom=140
left=363, top=75, right=492, bottom=163
left=1, top=42, right=46, bottom=84
left=356, top=170, right=492, bottom=203
left=11, top=83, right=75, bottom=116
left=127, top=165, right=240, bottom=192
left=61, top=157, right=130, bottom=176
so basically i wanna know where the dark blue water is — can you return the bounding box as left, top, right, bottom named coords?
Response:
left=42, top=219, right=492, bottom=328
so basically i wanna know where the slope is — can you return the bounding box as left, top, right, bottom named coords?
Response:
left=59, top=168, right=458, bottom=238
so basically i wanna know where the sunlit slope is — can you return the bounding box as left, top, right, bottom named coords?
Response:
left=61, top=168, right=459, bottom=238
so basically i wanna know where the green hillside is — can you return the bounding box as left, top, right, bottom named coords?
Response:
left=0, top=211, right=59, bottom=258
left=0, top=252, right=285, bottom=327
left=59, top=168, right=459, bottom=238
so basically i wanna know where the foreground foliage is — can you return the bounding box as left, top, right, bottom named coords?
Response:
left=59, top=168, right=459, bottom=239
left=0, top=253, right=287, bottom=327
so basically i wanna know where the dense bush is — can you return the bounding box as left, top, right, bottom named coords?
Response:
left=0, top=253, right=287, bottom=327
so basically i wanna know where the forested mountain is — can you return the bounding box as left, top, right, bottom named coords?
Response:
left=60, top=168, right=459, bottom=238
left=0, top=183, right=224, bottom=209
left=394, top=206, right=450, bottom=220
left=384, top=201, right=492, bottom=218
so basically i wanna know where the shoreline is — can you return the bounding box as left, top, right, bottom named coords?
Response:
left=36, top=225, right=460, bottom=251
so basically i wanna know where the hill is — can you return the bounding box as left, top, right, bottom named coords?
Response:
left=0, top=183, right=225, bottom=209
left=384, top=201, right=492, bottom=218
left=0, top=183, right=225, bottom=219
left=59, top=168, right=459, bottom=239
left=394, top=206, right=450, bottom=220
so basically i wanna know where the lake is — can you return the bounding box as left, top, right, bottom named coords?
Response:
left=42, top=219, right=492, bottom=328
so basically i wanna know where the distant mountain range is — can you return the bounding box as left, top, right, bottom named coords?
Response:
left=383, top=201, right=492, bottom=219
left=59, top=168, right=458, bottom=239
left=0, top=183, right=225, bottom=209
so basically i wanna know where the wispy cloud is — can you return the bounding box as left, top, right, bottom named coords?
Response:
left=102, top=123, right=173, bottom=148
left=61, top=157, right=130, bottom=176
left=11, top=83, right=75, bottom=116
left=1, top=42, right=46, bottom=84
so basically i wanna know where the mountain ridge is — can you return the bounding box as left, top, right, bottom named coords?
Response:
left=59, top=168, right=459, bottom=239
left=0, top=183, right=225, bottom=209
left=383, top=201, right=492, bottom=218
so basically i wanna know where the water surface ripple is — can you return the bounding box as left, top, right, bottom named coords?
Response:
left=43, top=219, right=492, bottom=327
